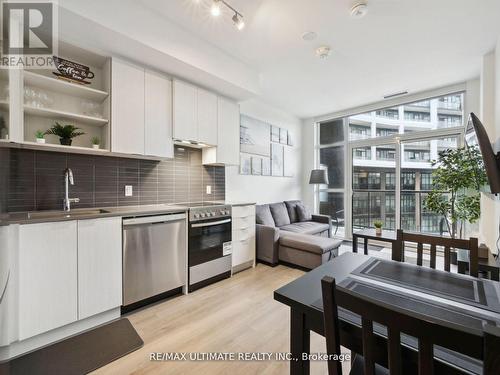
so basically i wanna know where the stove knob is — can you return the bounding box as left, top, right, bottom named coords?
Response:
left=194, top=213, right=200, bottom=219
left=200, top=212, right=206, bottom=218
left=225, top=210, right=230, bottom=215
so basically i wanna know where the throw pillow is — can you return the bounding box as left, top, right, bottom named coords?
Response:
left=255, top=204, right=275, bottom=227
left=296, top=204, right=312, bottom=222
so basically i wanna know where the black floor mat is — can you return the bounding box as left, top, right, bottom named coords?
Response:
left=0, top=318, right=143, bottom=375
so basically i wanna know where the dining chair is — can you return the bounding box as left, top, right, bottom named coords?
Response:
left=321, top=276, right=500, bottom=375
left=393, top=229, right=479, bottom=277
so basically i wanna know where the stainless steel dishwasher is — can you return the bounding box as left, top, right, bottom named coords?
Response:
left=122, top=213, right=187, bottom=308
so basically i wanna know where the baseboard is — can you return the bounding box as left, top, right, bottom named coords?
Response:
left=232, top=260, right=254, bottom=274
left=0, top=308, right=120, bottom=362
left=256, top=259, right=278, bottom=267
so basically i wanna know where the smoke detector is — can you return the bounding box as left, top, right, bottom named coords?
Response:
left=315, top=45, right=331, bottom=59
left=302, top=31, right=317, bottom=42
left=350, top=2, right=368, bottom=18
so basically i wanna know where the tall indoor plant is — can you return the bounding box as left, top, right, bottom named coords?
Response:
left=423, top=146, right=487, bottom=239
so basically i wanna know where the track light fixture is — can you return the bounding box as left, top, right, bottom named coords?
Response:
left=232, top=13, right=245, bottom=30
left=205, top=0, right=245, bottom=31
left=210, top=0, right=221, bottom=17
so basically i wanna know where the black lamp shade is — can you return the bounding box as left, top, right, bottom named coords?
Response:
left=309, top=169, right=329, bottom=185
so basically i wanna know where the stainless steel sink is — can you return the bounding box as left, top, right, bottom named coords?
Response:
left=25, top=209, right=111, bottom=220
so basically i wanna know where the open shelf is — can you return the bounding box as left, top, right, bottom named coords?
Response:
left=24, top=105, right=108, bottom=126
left=24, top=71, right=109, bottom=102
left=0, top=140, right=164, bottom=161
left=21, top=141, right=109, bottom=153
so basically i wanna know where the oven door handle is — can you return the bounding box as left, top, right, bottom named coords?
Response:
left=191, top=218, right=231, bottom=228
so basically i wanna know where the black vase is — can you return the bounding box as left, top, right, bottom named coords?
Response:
left=60, top=138, right=72, bottom=146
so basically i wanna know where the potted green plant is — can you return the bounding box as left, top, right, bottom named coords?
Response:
left=423, top=146, right=487, bottom=239
left=35, top=130, right=45, bottom=144
left=374, top=220, right=383, bottom=235
left=44, top=122, right=85, bottom=146
left=91, top=136, right=100, bottom=149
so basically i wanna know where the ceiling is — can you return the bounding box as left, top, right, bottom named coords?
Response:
left=137, top=0, right=500, bottom=119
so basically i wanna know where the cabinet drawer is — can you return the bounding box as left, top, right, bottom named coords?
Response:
left=231, top=237, right=255, bottom=267
left=233, top=227, right=255, bottom=241
left=232, top=216, right=254, bottom=231
left=232, top=205, right=255, bottom=218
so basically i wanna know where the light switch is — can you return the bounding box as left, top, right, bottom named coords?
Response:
left=125, top=185, right=133, bottom=197
left=206, top=185, right=212, bottom=195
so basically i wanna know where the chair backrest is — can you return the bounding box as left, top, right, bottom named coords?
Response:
left=321, top=276, right=497, bottom=375
left=393, top=229, right=478, bottom=277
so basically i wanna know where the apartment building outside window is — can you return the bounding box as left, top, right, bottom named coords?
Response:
left=317, top=91, right=465, bottom=238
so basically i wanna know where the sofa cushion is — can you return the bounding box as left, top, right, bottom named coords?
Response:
left=255, top=204, right=275, bottom=227
left=296, top=203, right=312, bottom=222
left=284, top=200, right=302, bottom=223
left=269, top=202, right=291, bottom=227
left=280, top=221, right=330, bottom=235
left=279, top=232, right=343, bottom=255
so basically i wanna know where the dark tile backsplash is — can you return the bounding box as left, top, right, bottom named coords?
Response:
left=3, top=146, right=225, bottom=212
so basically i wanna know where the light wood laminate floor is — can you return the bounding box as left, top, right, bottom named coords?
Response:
left=92, top=264, right=351, bottom=375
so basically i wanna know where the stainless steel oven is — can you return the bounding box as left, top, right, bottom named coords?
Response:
left=187, top=203, right=232, bottom=292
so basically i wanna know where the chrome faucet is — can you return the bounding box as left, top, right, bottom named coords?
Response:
left=63, top=168, right=80, bottom=211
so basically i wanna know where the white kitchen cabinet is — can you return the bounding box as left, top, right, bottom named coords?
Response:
left=77, top=217, right=122, bottom=320
left=173, top=80, right=198, bottom=141
left=145, top=70, right=174, bottom=158
left=231, top=205, right=256, bottom=270
left=202, top=97, right=240, bottom=165
left=197, top=88, right=218, bottom=146
left=111, top=58, right=145, bottom=155
left=18, top=221, right=78, bottom=340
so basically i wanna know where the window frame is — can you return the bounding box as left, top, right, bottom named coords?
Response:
left=315, top=88, right=466, bottom=240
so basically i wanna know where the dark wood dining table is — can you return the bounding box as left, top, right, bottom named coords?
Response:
left=274, top=252, right=500, bottom=375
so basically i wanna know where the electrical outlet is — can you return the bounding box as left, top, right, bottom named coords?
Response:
left=206, top=185, right=212, bottom=195
left=125, top=185, right=133, bottom=197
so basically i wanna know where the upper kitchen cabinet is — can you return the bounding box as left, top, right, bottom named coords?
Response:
left=197, top=88, right=218, bottom=146
left=111, top=58, right=145, bottom=155
left=202, top=97, right=240, bottom=165
left=173, top=80, right=197, bottom=142
left=111, top=60, right=173, bottom=158
left=145, top=70, right=174, bottom=158
left=173, top=79, right=218, bottom=145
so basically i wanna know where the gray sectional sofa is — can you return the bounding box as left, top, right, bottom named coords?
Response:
left=255, top=200, right=338, bottom=268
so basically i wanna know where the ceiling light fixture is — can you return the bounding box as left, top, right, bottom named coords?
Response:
left=210, top=0, right=221, bottom=17
left=316, top=45, right=332, bottom=59
left=232, top=13, right=245, bottom=30
left=203, top=0, right=244, bottom=30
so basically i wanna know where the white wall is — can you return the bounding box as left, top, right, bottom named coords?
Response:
left=225, top=99, right=303, bottom=204
left=479, top=37, right=500, bottom=255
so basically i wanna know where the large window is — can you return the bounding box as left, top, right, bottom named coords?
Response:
left=318, top=119, right=346, bottom=236
left=317, top=91, right=465, bottom=238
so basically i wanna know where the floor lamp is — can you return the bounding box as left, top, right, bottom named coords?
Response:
left=309, top=169, right=329, bottom=214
